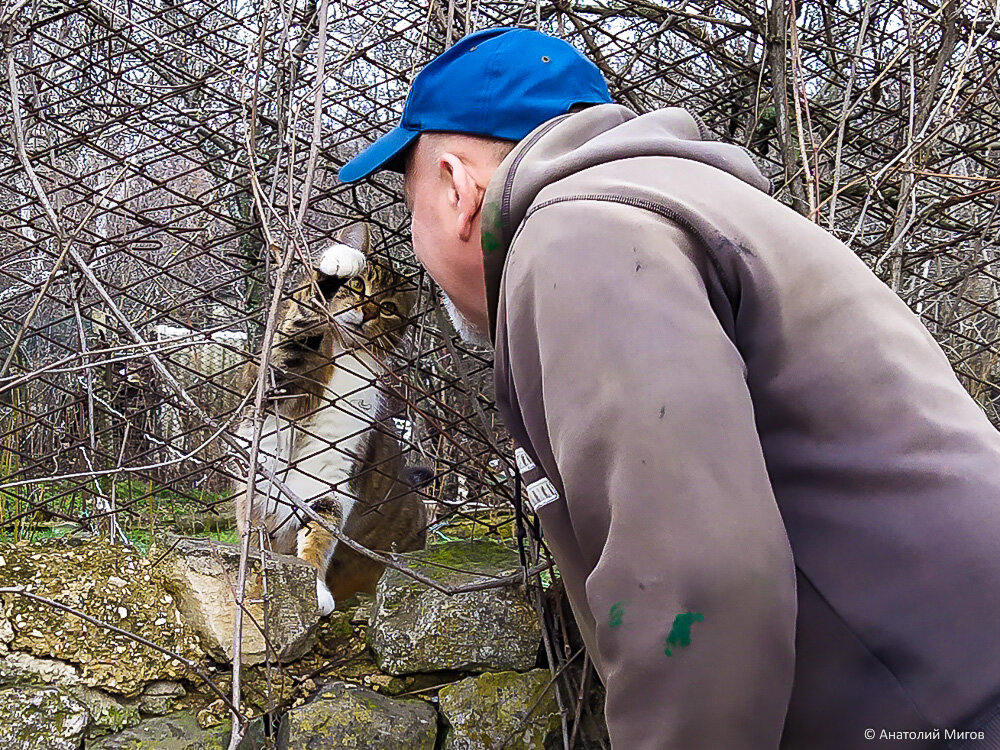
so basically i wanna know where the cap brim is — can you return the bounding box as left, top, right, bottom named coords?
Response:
left=337, top=126, right=420, bottom=183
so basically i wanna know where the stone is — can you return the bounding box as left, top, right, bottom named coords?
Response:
left=74, top=686, right=141, bottom=737
left=369, top=541, right=541, bottom=674
left=438, top=670, right=561, bottom=750
left=195, top=698, right=228, bottom=728
left=137, top=680, right=186, bottom=715
left=0, top=539, right=205, bottom=696
left=0, top=685, right=90, bottom=750
left=278, top=680, right=437, bottom=749
left=0, top=651, right=141, bottom=735
left=0, top=581, right=14, bottom=649
left=0, top=649, right=80, bottom=684
left=347, top=592, right=374, bottom=625
left=158, top=537, right=321, bottom=666
left=87, top=712, right=229, bottom=750
left=170, top=510, right=235, bottom=535
left=434, top=509, right=517, bottom=544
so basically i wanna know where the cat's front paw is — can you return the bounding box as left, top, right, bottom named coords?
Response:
left=316, top=577, right=336, bottom=616
left=318, top=242, right=366, bottom=278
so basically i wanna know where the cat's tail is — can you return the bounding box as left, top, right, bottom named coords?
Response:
left=402, top=465, right=435, bottom=488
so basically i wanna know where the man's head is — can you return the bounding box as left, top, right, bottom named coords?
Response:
left=401, top=132, right=514, bottom=345
left=338, top=27, right=611, bottom=344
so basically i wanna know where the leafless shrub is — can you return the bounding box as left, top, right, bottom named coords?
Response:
left=1, top=0, right=998, bottom=746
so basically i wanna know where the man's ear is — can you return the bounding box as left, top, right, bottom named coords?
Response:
left=440, top=152, right=483, bottom=243
left=335, top=222, right=370, bottom=254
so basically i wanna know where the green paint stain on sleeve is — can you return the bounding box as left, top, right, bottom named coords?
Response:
left=609, top=601, right=626, bottom=629
left=664, top=612, right=704, bottom=656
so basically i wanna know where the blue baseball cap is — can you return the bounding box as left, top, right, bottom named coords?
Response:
left=337, top=27, right=612, bottom=183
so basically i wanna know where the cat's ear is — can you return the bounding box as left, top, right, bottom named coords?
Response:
left=335, top=223, right=370, bottom=254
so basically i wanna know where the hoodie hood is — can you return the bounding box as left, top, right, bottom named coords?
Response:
left=480, top=102, right=772, bottom=340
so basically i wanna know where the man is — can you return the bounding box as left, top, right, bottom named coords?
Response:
left=337, top=27, right=1000, bottom=750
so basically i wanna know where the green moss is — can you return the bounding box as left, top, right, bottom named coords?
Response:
left=393, top=540, right=522, bottom=588
left=324, top=610, right=355, bottom=640
left=438, top=670, right=561, bottom=749
left=0, top=686, right=89, bottom=750
left=281, top=682, right=437, bottom=749
left=75, top=686, right=141, bottom=737
left=430, top=510, right=518, bottom=545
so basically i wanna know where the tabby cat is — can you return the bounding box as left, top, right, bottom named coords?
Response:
left=235, top=223, right=428, bottom=615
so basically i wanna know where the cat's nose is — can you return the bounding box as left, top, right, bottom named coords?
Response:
left=362, top=303, right=379, bottom=322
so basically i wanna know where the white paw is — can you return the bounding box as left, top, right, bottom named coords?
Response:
left=318, top=243, right=366, bottom=278
left=316, top=577, right=336, bottom=616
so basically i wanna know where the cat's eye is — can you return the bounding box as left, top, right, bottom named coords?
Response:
left=348, top=277, right=365, bottom=293
left=380, top=301, right=399, bottom=316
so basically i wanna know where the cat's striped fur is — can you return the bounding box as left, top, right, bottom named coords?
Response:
left=235, top=224, right=428, bottom=615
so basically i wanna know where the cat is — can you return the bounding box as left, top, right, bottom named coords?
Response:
left=234, top=223, right=428, bottom=615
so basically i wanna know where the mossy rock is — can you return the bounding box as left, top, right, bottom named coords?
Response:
left=394, top=539, right=524, bottom=583
left=278, top=680, right=437, bottom=749
left=369, top=541, right=541, bottom=675
left=0, top=539, right=205, bottom=696
left=137, top=680, right=186, bottom=715
left=432, top=510, right=518, bottom=544
left=438, top=669, right=561, bottom=750
left=169, top=513, right=235, bottom=535
left=0, top=651, right=142, bottom=736
left=0, top=685, right=89, bottom=750
left=88, top=712, right=230, bottom=749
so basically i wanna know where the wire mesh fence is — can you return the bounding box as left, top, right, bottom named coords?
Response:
left=1, top=0, right=999, bottom=746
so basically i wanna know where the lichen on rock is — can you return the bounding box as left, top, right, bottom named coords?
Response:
left=278, top=680, right=438, bottom=749
left=369, top=540, right=542, bottom=675
left=438, top=669, right=562, bottom=750
left=0, top=539, right=204, bottom=696
left=87, top=711, right=230, bottom=750
left=0, top=650, right=141, bottom=736
left=0, top=685, right=90, bottom=750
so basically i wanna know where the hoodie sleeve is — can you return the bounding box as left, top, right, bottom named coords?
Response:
left=495, top=199, right=797, bottom=749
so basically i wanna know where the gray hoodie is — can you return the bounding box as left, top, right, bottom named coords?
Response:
left=483, top=102, right=1000, bottom=749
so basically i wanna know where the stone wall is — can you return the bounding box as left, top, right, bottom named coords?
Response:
left=0, top=532, right=608, bottom=749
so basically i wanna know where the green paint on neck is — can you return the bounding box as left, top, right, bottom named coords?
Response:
left=482, top=231, right=502, bottom=255
left=481, top=201, right=503, bottom=255
left=664, top=612, right=704, bottom=656
left=609, top=601, right=626, bottom=629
